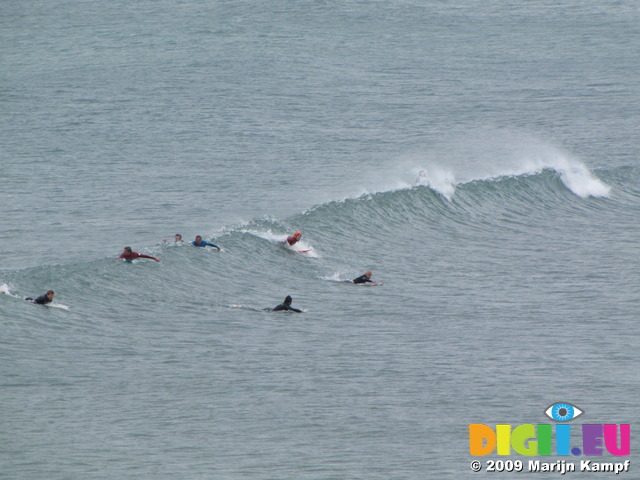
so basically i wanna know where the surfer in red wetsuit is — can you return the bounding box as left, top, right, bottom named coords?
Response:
left=119, top=246, right=160, bottom=262
left=286, top=231, right=302, bottom=246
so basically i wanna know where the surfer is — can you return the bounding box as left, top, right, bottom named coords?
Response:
left=192, top=235, right=221, bottom=251
left=415, top=169, right=428, bottom=185
left=119, top=247, right=161, bottom=262
left=285, top=231, right=302, bottom=246
left=25, top=290, right=55, bottom=305
left=353, top=270, right=379, bottom=285
left=163, top=233, right=184, bottom=244
left=272, top=295, right=303, bottom=313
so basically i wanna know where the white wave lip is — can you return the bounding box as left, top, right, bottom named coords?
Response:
left=414, top=166, right=456, bottom=200
left=522, top=154, right=611, bottom=198
left=559, top=163, right=611, bottom=198
left=407, top=129, right=612, bottom=199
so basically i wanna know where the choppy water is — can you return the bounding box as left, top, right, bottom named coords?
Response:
left=2, top=1, right=639, bottom=479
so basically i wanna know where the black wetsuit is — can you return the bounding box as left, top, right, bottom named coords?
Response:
left=353, top=274, right=373, bottom=284
left=27, top=294, right=53, bottom=304
left=273, top=303, right=302, bottom=313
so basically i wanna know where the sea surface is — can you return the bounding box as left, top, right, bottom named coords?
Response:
left=1, top=1, right=639, bottom=479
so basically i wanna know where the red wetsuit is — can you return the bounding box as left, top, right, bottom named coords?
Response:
left=286, top=234, right=302, bottom=246
left=120, top=251, right=159, bottom=262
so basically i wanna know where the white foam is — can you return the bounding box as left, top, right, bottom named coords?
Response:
left=286, top=241, right=320, bottom=258
left=240, top=228, right=285, bottom=243
left=406, top=130, right=610, bottom=199
left=321, top=272, right=352, bottom=283
left=0, top=284, right=19, bottom=298
left=558, top=162, right=611, bottom=198
left=516, top=150, right=610, bottom=198
left=413, top=166, right=457, bottom=200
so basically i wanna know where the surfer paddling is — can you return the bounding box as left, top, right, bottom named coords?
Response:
left=1, top=286, right=70, bottom=310
left=25, top=290, right=55, bottom=304
left=163, top=233, right=184, bottom=244
left=285, top=231, right=302, bottom=246
left=281, top=231, right=312, bottom=254
left=272, top=295, right=303, bottom=313
left=119, top=247, right=160, bottom=263
left=192, top=235, right=221, bottom=251
left=353, top=270, right=380, bottom=285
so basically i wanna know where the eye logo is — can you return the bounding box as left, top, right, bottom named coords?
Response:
left=544, top=402, right=584, bottom=422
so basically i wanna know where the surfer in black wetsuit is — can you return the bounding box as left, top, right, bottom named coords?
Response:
left=272, top=295, right=303, bottom=313
left=25, top=290, right=55, bottom=304
left=353, top=270, right=379, bottom=285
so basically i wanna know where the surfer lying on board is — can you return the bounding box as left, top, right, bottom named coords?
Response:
left=24, top=290, right=55, bottom=304
left=163, top=233, right=184, bottom=244
left=192, top=235, right=221, bottom=250
left=353, top=271, right=380, bottom=285
left=119, top=247, right=161, bottom=263
left=272, top=295, right=303, bottom=313
left=285, top=231, right=302, bottom=246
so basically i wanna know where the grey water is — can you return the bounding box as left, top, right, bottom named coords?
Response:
left=1, top=1, right=639, bottom=478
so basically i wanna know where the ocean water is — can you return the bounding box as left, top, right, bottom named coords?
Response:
left=1, top=1, right=639, bottom=479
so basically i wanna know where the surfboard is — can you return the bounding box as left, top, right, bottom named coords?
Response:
left=44, top=302, right=71, bottom=310
left=281, top=242, right=317, bottom=257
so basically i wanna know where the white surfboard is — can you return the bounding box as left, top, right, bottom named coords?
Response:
left=44, top=302, right=71, bottom=311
